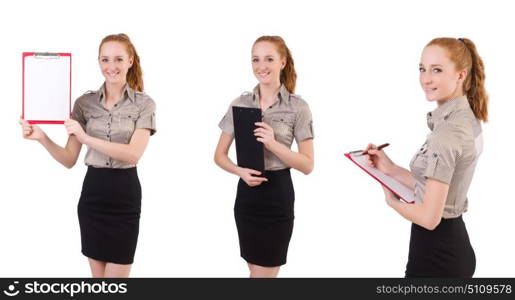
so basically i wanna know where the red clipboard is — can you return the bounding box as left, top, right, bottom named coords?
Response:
left=345, top=152, right=416, bottom=204
left=22, top=52, right=72, bottom=124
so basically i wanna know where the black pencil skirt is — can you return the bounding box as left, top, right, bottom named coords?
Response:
left=234, top=168, right=295, bottom=267
left=405, top=215, right=476, bottom=277
left=77, top=166, right=141, bottom=264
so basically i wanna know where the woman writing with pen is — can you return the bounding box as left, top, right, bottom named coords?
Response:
left=365, top=37, right=488, bottom=277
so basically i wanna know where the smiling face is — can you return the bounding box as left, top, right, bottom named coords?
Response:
left=98, top=41, right=133, bottom=86
left=419, top=45, right=467, bottom=105
left=251, top=41, right=286, bottom=86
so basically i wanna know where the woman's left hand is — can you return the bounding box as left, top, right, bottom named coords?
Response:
left=64, top=119, right=88, bottom=144
left=254, top=122, right=276, bottom=150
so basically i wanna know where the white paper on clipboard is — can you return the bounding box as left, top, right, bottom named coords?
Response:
left=345, top=152, right=417, bottom=204
left=22, top=52, right=71, bottom=124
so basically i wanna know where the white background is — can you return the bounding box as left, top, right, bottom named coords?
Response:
left=1, top=0, right=513, bottom=277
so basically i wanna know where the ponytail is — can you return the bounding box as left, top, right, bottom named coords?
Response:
left=427, top=37, right=488, bottom=122
left=99, top=33, right=144, bottom=92
left=460, top=38, right=488, bottom=122
left=254, top=36, right=297, bottom=93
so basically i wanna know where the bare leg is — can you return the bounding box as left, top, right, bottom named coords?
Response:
left=88, top=258, right=107, bottom=278
left=104, top=262, right=132, bottom=278
left=248, top=263, right=280, bottom=278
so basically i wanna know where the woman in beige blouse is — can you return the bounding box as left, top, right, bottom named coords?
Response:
left=215, top=36, right=314, bottom=278
left=19, top=34, right=156, bottom=277
left=365, top=37, right=488, bottom=277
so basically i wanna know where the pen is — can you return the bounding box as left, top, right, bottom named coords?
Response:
left=361, top=143, right=390, bottom=155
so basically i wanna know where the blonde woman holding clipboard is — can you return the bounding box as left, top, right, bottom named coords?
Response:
left=365, top=37, right=487, bottom=277
left=215, top=36, right=314, bottom=278
left=19, top=34, right=156, bottom=277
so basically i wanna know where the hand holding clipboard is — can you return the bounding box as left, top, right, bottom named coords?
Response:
left=345, top=143, right=417, bottom=203
left=20, top=52, right=72, bottom=143
left=19, top=118, right=46, bottom=141
left=233, top=106, right=268, bottom=187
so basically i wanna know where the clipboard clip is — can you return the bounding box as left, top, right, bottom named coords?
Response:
left=34, top=53, right=62, bottom=59
left=348, top=150, right=364, bottom=155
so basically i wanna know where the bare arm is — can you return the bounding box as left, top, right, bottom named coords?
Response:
left=265, top=138, right=314, bottom=175
left=81, top=129, right=150, bottom=165
left=383, top=178, right=449, bottom=230
left=20, top=119, right=82, bottom=169
left=386, top=164, right=416, bottom=190
left=214, top=132, right=268, bottom=187
left=40, top=134, right=82, bottom=168
left=64, top=118, right=150, bottom=165
left=254, top=122, right=314, bottom=175
left=214, top=132, right=240, bottom=176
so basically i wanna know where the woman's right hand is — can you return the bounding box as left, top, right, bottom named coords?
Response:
left=237, top=167, right=268, bottom=187
left=19, top=119, right=46, bottom=141
left=364, top=143, right=396, bottom=176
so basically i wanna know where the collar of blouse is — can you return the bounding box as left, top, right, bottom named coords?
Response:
left=251, top=84, right=290, bottom=108
left=96, top=83, right=136, bottom=105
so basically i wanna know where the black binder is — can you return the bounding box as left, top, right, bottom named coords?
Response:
left=232, top=106, right=265, bottom=172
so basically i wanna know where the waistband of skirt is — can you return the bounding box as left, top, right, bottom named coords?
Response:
left=262, top=168, right=291, bottom=175
left=440, top=214, right=463, bottom=224
left=413, top=214, right=464, bottom=231
left=87, top=166, right=137, bottom=173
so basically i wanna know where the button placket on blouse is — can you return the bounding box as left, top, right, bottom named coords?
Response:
left=255, top=93, right=281, bottom=123
left=103, top=98, right=114, bottom=166
left=97, top=96, right=110, bottom=167
left=107, top=112, right=112, bottom=140
left=106, top=111, right=112, bottom=166
left=262, top=103, right=271, bottom=121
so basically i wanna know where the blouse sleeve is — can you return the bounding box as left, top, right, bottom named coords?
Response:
left=135, top=95, right=156, bottom=135
left=218, top=98, right=240, bottom=138
left=293, top=102, right=314, bottom=143
left=71, top=98, right=87, bottom=131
